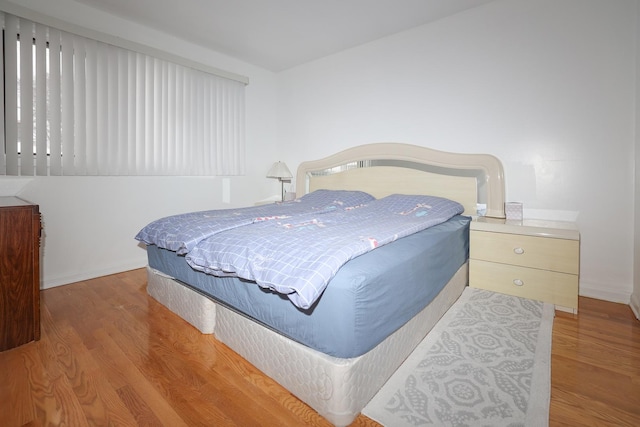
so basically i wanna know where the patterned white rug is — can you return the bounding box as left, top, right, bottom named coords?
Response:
left=363, top=287, right=554, bottom=427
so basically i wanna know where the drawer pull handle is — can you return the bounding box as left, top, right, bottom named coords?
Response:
left=513, top=279, right=524, bottom=286
left=513, top=247, right=525, bottom=255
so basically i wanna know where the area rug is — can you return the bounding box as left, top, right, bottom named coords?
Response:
left=363, top=287, right=554, bottom=427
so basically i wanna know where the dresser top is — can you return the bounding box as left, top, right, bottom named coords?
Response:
left=0, top=196, right=36, bottom=208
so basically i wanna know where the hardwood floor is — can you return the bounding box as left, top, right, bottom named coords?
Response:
left=1, top=268, right=639, bottom=426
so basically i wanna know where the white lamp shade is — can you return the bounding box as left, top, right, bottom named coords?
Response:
left=266, top=161, right=292, bottom=179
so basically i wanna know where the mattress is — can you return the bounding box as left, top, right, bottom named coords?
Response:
left=147, top=215, right=470, bottom=358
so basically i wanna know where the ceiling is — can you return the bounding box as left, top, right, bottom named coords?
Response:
left=72, top=0, right=495, bottom=72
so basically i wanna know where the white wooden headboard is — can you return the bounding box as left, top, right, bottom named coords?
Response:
left=296, top=143, right=506, bottom=218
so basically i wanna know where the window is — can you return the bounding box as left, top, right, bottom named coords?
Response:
left=1, top=12, right=246, bottom=176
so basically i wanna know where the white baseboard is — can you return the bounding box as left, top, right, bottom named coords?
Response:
left=41, top=260, right=147, bottom=289
left=630, top=293, right=640, bottom=320
left=579, top=280, right=631, bottom=305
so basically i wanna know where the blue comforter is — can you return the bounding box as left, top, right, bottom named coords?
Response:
left=184, top=194, right=464, bottom=309
left=135, top=189, right=375, bottom=254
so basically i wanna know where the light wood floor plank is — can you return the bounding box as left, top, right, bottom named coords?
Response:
left=31, top=305, right=90, bottom=427
left=90, top=327, right=190, bottom=427
left=0, top=269, right=638, bottom=426
left=1, top=342, right=36, bottom=425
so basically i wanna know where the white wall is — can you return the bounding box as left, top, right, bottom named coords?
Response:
left=3, top=0, right=638, bottom=304
left=632, top=0, right=640, bottom=319
left=277, top=0, right=637, bottom=303
left=0, top=0, right=280, bottom=288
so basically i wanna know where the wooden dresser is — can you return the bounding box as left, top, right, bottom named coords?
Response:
left=469, top=217, right=580, bottom=313
left=0, top=197, right=41, bottom=351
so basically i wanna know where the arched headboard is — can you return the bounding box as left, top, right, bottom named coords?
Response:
left=296, top=142, right=505, bottom=218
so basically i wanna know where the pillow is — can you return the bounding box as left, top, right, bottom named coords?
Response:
left=294, top=189, right=375, bottom=211
left=373, top=194, right=464, bottom=217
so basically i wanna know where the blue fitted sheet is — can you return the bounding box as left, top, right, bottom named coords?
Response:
left=147, top=215, right=470, bottom=358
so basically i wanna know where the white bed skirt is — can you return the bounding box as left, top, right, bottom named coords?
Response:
left=146, top=263, right=468, bottom=426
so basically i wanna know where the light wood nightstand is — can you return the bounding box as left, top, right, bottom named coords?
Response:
left=469, top=217, right=580, bottom=314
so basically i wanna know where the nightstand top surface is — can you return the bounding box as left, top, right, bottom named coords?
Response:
left=471, top=216, right=579, bottom=240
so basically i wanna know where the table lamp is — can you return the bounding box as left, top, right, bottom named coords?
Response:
left=267, top=161, right=293, bottom=201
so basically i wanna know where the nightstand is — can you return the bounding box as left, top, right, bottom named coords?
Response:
left=255, top=196, right=281, bottom=206
left=469, top=217, right=580, bottom=313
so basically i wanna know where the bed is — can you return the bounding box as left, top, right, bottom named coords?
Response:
left=138, top=142, right=505, bottom=426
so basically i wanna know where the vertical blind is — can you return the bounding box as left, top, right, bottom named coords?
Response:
left=0, top=12, right=246, bottom=176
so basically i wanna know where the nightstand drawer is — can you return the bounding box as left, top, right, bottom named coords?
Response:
left=470, top=230, right=579, bottom=274
left=469, top=259, right=579, bottom=309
